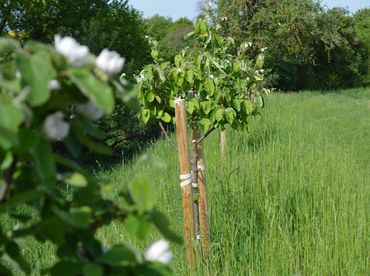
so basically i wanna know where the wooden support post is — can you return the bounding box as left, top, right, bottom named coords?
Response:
left=174, top=99, right=195, bottom=266
left=191, top=130, right=201, bottom=244
left=193, top=128, right=210, bottom=257
left=220, top=129, right=227, bottom=159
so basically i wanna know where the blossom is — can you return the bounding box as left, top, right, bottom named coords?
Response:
left=76, top=101, right=104, bottom=120
left=136, top=73, right=145, bottom=82
left=54, top=35, right=89, bottom=67
left=96, top=49, right=125, bottom=75
left=48, top=80, right=60, bottom=90
left=144, top=240, right=172, bottom=264
left=44, top=112, right=70, bottom=140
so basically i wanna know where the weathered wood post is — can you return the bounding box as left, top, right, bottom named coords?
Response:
left=174, top=99, right=195, bottom=266
left=192, top=128, right=210, bottom=257
left=220, top=129, right=227, bottom=159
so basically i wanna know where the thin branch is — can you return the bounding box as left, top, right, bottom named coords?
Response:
left=196, top=125, right=216, bottom=144
left=159, top=122, right=177, bottom=150
left=0, top=157, right=17, bottom=202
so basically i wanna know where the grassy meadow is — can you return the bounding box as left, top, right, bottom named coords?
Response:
left=17, top=88, right=370, bottom=274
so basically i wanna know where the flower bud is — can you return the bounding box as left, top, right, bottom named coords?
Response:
left=144, top=240, right=172, bottom=264
left=76, top=101, right=104, bottom=120
left=44, top=112, right=70, bottom=140
left=48, top=79, right=60, bottom=90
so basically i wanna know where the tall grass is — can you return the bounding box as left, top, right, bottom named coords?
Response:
left=20, top=89, right=370, bottom=274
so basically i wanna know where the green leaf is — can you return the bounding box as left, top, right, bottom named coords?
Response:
left=161, top=112, right=171, bottom=123
left=52, top=206, right=92, bottom=229
left=199, top=118, right=212, bottom=133
left=82, top=264, right=103, bottom=276
left=187, top=100, right=195, bottom=114
left=75, top=129, right=112, bottom=156
left=232, top=99, right=241, bottom=112
left=5, top=241, right=31, bottom=274
left=201, top=101, right=214, bottom=115
left=233, top=61, right=241, bottom=73
left=224, top=107, right=236, bottom=124
left=32, top=141, right=56, bottom=187
left=174, top=54, right=182, bottom=68
left=242, top=100, right=254, bottom=114
left=67, top=68, right=114, bottom=114
left=151, top=50, right=159, bottom=59
left=199, top=19, right=208, bottom=35
left=146, top=91, right=155, bottom=103
left=215, top=108, right=224, bottom=122
left=0, top=103, right=24, bottom=132
left=0, top=263, right=12, bottom=276
left=256, top=54, right=264, bottom=69
left=16, top=51, right=56, bottom=106
left=0, top=126, right=19, bottom=149
left=0, top=38, right=20, bottom=54
left=124, top=215, right=150, bottom=239
left=50, top=261, right=82, bottom=276
left=151, top=209, right=182, bottom=243
left=257, top=95, right=264, bottom=108
left=0, top=190, right=42, bottom=212
left=143, top=66, right=153, bottom=80
left=129, top=176, right=155, bottom=213
left=64, top=173, right=88, bottom=187
left=142, top=109, right=151, bottom=124
left=204, top=78, right=215, bottom=96
left=17, top=129, right=40, bottom=153
left=186, top=70, right=194, bottom=84
left=98, top=245, right=138, bottom=265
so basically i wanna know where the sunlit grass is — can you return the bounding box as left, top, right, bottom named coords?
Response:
left=20, top=88, right=370, bottom=274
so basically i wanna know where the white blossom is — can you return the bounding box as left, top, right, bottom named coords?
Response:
left=15, top=71, right=21, bottom=79
left=48, top=79, right=60, bottom=90
left=144, top=240, right=172, bottom=264
left=54, top=35, right=89, bottom=67
left=136, top=73, right=145, bottom=82
left=44, top=112, right=70, bottom=140
left=76, top=101, right=104, bottom=120
left=96, top=49, right=125, bottom=75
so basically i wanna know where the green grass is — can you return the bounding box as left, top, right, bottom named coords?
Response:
left=17, top=88, right=370, bottom=274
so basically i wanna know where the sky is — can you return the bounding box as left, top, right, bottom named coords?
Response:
left=128, top=0, right=370, bottom=20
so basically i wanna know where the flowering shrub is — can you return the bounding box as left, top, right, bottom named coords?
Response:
left=0, top=36, right=179, bottom=275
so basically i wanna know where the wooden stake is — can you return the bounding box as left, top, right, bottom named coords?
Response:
left=193, top=128, right=210, bottom=257
left=174, top=99, right=195, bottom=266
left=220, top=129, right=227, bottom=159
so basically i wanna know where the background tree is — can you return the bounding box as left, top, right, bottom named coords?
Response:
left=213, top=0, right=368, bottom=90
left=354, top=8, right=370, bottom=85
left=144, top=15, right=193, bottom=62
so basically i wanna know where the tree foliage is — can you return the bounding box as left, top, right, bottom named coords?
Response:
left=144, top=15, right=193, bottom=62
left=137, top=18, right=270, bottom=133
left=213, top=0, right=369, bottom=90
left=0, top=0, right=150, bottom=74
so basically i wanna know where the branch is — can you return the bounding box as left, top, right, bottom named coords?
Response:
left=196, top=125, right=216, bottom=144
left=0, top=157, right=17, bottom=202
left=159, top=122, right=177, bottom=150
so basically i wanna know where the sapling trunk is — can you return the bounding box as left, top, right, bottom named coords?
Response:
left=191, top=129, right=201, bottom=244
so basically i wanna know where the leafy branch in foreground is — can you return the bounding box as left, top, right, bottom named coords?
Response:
left=0, top=36, right=179, bottom=275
